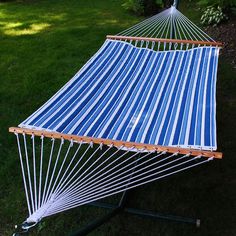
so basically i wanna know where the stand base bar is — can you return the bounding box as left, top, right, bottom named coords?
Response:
left=88, top=201, right=200, bottom=227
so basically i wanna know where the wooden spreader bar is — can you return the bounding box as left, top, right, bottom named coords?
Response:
left=106, top=35, right=223, bottom=47
left=9, top=127, right=222, bottom=159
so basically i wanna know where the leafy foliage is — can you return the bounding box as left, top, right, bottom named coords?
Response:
left=122, top=0, right=145, bottom=15
left=201, top=6, right=228, bottom=25
left=155, top=0, right=164, bottom=7
left=122, top=0, right=168, bottom=16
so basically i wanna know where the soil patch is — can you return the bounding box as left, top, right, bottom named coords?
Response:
left=204, top=16, right=236, bottom=68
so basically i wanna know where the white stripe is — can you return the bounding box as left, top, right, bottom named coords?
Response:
left=168, top=49, right=195, bottom=145
left=154, top=53, right=184, bottom=143
left=211, top=48, right=219, bottom=149
left=201, top=48, right=212, bottom=146
left=162, top=52, right=186, bottom=145
left=79, top=48, right=145, bottom=136
left=147, top=51, right=178, bottom=143
left=194, top=48, right=208, bottom=146
left=139, top=52, right=169, bottom=143
left=114, top=52, right=158, bottom=141
left=184, top=48, right=203, bottom=145
left=176, top=48, right=200, bottom=146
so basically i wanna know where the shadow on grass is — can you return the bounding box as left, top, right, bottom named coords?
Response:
left=0, top=0, right=140, bottom=37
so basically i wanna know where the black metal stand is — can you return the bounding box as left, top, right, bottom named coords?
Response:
left=69, top=190, right=200, bottom=236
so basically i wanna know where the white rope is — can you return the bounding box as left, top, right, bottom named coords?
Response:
left=55, top=145, right=133, bottom=198
left=51, top=141, right=83, bottom=196
left=15, top=133, right=215, bottom=223
left=57, top=152, right=178, bottom=203
left=54, top=154, right=194, bottom=209
left=52, top=142, right=92, bottom=196
left=31, top=134, right=38, bottom=211
left=43, top=138, right=64, bottom=204
left=54, top=144, right=117, bottom=198
left=38, top=135, right=44, bottom=209
left=175, top=12, right=197, bottom=41
left=55, top=143, right=102, bottom=195
left=15, top=133, right=32, bottom=216
left=46, top=156, right=213, bottom=216
left=56, top=144, right=111, bottom=195
left=176, top=10, right=215, bottom=42
left=57, top=149, right=157, bottom=200
left=22, top=133, right=35, bottom=213
left=143, top=13, right=169, bottom=38
left=45, top=140, right=73, bottom=206
left=118, top=9, right=168, bottom=36
left=150, top=13, right=171, bottom=38
left=41, top=137, right=55, bottom=205
left=117, top=6, right=215, bottom=44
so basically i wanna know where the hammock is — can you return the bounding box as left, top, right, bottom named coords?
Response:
left=10, top=5, right=223, bottom=230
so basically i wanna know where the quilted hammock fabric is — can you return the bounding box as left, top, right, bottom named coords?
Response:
left=20, top=39, right=219, bottom=150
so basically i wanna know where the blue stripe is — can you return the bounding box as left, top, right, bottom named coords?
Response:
left=195, top=48, right=209, bottom=146
left=117, top=51, right=156, bottom=141
left=173, top=49, right=197, bottom=145
left=144, top=51, right=172, bottom=143
left=188, top=48, right=206, bottom=145
left=157, top=51, right=184, bottom=145
left=149, top=51, right=180, bottom=144
left=99, top=49, right=149, bottom=138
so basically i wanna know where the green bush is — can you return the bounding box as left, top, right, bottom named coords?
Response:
left=122, top=0, right=169, bottom=16
left=201, top=6, right=228, bottom=25
left=122, top=0, right=145, bottom=15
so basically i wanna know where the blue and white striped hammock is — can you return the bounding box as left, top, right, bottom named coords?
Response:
left=10, top=5, right=223, bottom=230
left=20, top=39, right=219, bottom=150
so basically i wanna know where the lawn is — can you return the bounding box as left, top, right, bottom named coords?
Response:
left=0, top=0, right=235, bottom=235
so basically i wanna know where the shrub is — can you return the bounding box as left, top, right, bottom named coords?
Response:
left=122, top=0, right=170, bottom=16
left=122, top=0, right=145, bottom=15
left=201, top=6, right=228, bottom=25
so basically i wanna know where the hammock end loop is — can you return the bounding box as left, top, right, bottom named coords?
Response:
left=13, top=221, right=38, bottom=235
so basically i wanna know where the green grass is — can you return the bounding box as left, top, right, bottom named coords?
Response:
left=0, top=0, right=236, bottom=235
